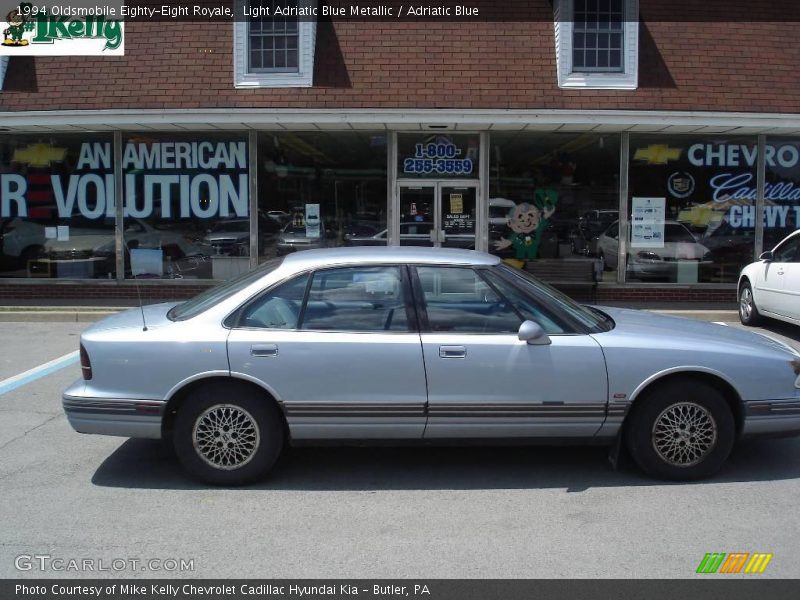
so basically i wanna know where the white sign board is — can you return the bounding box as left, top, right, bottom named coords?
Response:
left=631, top=197, right=666, bottom=248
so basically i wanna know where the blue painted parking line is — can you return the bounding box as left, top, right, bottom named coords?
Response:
left=0, top=351, right=79, bottom=396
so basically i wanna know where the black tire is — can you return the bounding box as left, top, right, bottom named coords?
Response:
left=173, top=381, right=284, bottom=485
left=624, top=379, right=735, bottom=481
left=738, top=280, right=763, bottom=326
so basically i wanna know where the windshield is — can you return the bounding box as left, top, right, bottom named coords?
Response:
left=495, top=264, right=614, bottom=333
left=167, top=258, right=283, bottom=321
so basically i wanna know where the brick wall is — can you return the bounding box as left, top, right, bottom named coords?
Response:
left=1, top=1, right=798, bottom=113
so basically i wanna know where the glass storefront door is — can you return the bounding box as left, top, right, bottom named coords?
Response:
left=440, top=185, right=477, bottom=249
left=398, top=184, right=436, bottom=246
left=397, top=182, right=478, bottom=249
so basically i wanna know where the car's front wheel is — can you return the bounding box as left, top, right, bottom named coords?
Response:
left=739, top=280, right=762, bottom=326
left=173, top=382, right=284, bottom=485
left=624, top=380, right=735, bottom=480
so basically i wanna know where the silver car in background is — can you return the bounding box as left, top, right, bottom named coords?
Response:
left=276, top=222, right=328, bottom=255
left=63, top=247, right=800, bottom=485
left=596, top=220, right=711, bottom=279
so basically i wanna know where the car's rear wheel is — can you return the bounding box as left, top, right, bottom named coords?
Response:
left=624, top=380, right=735, bottom=480
left=739, top=280, right=762, bottom=326
left=173, top=382, right=284, bottom=485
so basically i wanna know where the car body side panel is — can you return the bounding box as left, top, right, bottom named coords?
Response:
left=755, top=261, right=784, bottom=314
left=741, top=230, right=800, bottom=325
left=422, top=333, right=609, bottom=438
left=592, top=308, right=800, bottom=438
left=79, top=305, right=231, bottom=402
left=226, top=329, right=428, bottom=439
left=771, top=260, right=799, bottom=319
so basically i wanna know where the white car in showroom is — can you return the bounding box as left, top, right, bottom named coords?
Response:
left=739, top=229, right=800, bottom=326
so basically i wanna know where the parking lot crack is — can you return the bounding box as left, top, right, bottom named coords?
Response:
left=0, top=413, right=62, bottom=453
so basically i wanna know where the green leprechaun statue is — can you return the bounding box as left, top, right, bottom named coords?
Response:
left=493, top=188, right=558, bottom=261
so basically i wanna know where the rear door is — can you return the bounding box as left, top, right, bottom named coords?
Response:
left=227, top=265, right=428, bottom=440
left=412, top=265, right=608, bottom=438
left=768, top=234, right=800, bottom=318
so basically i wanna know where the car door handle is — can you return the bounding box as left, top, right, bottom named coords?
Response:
left=250, top=344, right=278, bottom=357
left=439, top=345, right=466, bottom=359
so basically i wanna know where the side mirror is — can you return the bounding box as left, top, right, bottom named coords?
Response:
left=759, top=250, right=774, bottom=261
left=518, top=320, right=551, bottom=346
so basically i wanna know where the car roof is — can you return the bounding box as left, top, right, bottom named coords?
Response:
left=281, top=246, right=501, bottom=270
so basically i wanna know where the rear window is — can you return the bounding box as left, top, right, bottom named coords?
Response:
left=167, top=258, right=283, bottom=321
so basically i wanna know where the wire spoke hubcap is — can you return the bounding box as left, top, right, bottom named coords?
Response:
left=193, top=404, right=260, bottom=470
left=652, top=402, right=717, bottom=467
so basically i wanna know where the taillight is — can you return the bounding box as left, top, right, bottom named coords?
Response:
left=79, top=344, right=92, bottom=380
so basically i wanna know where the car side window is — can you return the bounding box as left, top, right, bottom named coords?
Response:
left=773, top=236, right=800, bottom=262
left=416, top=266, right=521, bottom=333
left=606, top=223, right=619, bottom=239
left=481, top=270, right=567, bottom=334
left=300, top=266, right=409, bottom=332
left=238, top=273, right=310, bottom=329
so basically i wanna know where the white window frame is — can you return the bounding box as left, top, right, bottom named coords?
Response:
left=233, top=0, right=317, bottom=88
left=553, top=0, right=639, bottom=90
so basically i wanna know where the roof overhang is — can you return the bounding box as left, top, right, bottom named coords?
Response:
left=0, top=108, right=799, bottom=135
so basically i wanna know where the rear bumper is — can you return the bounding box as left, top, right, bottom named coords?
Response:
left=63, top=391, right=165, bottom=439
left=742, top=399, right=800, bottom=437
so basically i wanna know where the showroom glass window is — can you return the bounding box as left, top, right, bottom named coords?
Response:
left=628, top=135, right=757, bottom=283
left=763, top=137, right=800, bottom=252
left=122, top=132, right=249, bottom=280
left=488, top=132, right=620, bottom=279
left=257, top=132, right=388, bottom=258
left=0, top=133, right=115, bottom=279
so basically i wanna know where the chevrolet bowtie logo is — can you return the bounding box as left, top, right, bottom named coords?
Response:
left=633, top=144, right=682, bottom=165
left=12, top=143, right=68, bottom=168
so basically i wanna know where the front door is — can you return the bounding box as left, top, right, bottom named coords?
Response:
left=397, top=182, right=478, bottom=249
left=411, top=265, right=608, bottom=438
left=767, top=234, right=800, bottom=317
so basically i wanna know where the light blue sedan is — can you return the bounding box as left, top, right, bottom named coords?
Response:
left=63, top=248, right=800, bottom=485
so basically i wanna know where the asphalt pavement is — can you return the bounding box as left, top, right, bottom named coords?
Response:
left=0, top=313, right=799, bottom=579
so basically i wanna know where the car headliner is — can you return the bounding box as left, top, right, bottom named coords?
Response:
left=280, top=246, right=501, bottom=271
